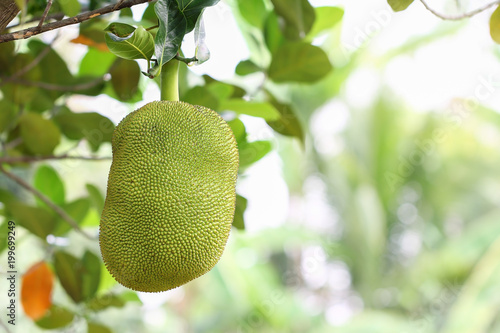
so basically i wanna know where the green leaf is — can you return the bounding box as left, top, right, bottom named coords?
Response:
left=233, top=194, right=248, bottom=230
left=1, top=53, right=41, bottom=105
left=388, top=0, right=414, bottom=12
left=28, top=40, right=74, bottom=101
left=183, top=86, right=219, bottom=110
left=59, top=0, right=81, bottom=17
left=219, top=99, right=281, bottom=121
left=53, top=109, right=115, bottom=152
left=491, top=6, right=500, bottom=44
left=239, top=141, right=272, bottom=167
left=307, top=6, right=344, bottom=39
left=264, top=12, right=285, bottom=54
left=87, top=293, right=126, bottom=311
left=270, top=0, right=315, bottom=40
left=54, top=251, right=83, bottom=303
left=86, top=184, right=105, bottom=213
left=236, top=0, right=268, bottom=29
left=0, top=99, right=17, bottom=133
left=235, top=60, right=262, bottom=76
left=110, top=59, right=141, bottom=101
left=88, top=322, right=113, bottom=333
left=153, top=0, right=219, bottom=68
left=35, top=305, right=74, bottom=329
left=54, top=198, right=90, bottom=235
left=82, top=251, right=101, bottom=301
left=8, top=202, right=56, bottom=239
left=34, top=165, right=65, bottom=207
left=227, top=118, right=246, bottom=144
left=268, top=42, right=332, bottom=83
left=105, top=23, right=154, bottom=60
left=79, top=48, right=116, bottom=77
left=18, top=112, right=61, bottom=155
left=265, top=92, right=304, bottom=142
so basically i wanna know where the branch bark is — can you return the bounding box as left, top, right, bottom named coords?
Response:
left=0, top=0, right=152, bottom=44
left=0, top=0, right=19, bottom=33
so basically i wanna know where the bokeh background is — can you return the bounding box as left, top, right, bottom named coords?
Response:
left=1, top=0, right=500, bottom=332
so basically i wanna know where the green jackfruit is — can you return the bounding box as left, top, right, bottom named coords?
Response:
left=99, top=101, right=238, bottom=292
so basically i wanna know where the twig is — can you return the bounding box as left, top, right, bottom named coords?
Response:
left=0, top=165, right=96, bottom=240
left=419, top=0, right=500, bottom=20
left=38, top=0, right=53, bottom=28
left=6, top=12, right=65, bottom=30
left=0, top=154, right=111, bottom=164
left=0, top=0, right=152, bottom=43
left=4, top=77, right=104, bottom=91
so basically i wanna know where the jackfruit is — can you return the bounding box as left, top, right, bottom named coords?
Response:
left=99, top=101, right=239, bottom=292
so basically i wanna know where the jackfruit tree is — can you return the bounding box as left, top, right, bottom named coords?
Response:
left=1, top=0, right=500, bottom=332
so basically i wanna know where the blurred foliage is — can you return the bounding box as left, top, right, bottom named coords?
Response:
left=0, top=0, right=499, bottom=332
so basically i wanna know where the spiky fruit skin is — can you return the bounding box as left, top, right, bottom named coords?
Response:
left=99, top=101, right=238, bottom=292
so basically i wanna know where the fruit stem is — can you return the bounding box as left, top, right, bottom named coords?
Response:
left=160, top=59, right=179, bottom=102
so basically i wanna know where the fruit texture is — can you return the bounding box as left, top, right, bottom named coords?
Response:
left=99, top=101, right=238, bottom=292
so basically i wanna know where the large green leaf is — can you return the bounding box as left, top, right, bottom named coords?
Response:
left=236, top=0, right=268, bottom=29
left=1, top=53, right=41, bottom=105
left=265, top=92, right=304, bottom=142
left=79, top=48, right=116, bottom=77
left=307, top=6, right=344, bottom=39
left=34, top=165, right=65, bottom=207
left=239, top=140, right=272, bottom=167
left=183, top=85, right=219, bottom=110
left=54, top=198, right=90, bottom=235
left=35, top=305, right=74, bottom=329
left=110, top=59, right=141, bottom=101
left=28, top=40, right=73, bottom=101
left=268, top=42, right=332, bottom=83
left=59, top=0, right=80, bottom=16
left=232, top=194, right=248, bottom=230
left=490, top=6, right=500, bottom=44
left=105, top=23, right=154, bottom=60
left=81, top=250, right=101, bottom=301
left=235, top=60, right=262, bottom=76
left=8, top=202, right=56, bottom=239
left=86, top=184, right=104, bottom=213
left=18, top=112, right=61, bottom=155
left=87, top=293, right=126, bottom=311
left=270, top=0, right=315, bottom=40
left=153, top=0, right=219, bottom=69
left=264, top=12, right=285, bottom=54
left=53, top=109, right=114, bottom=152
left=88, top=322, right=113, bottom=333
left=227, top=118, right=246, bottom=144
left=219, top=99, right=281, bottom=121
left=388, top=0, right=414, bottom=12
left=54, top=251, right=83, bottom=303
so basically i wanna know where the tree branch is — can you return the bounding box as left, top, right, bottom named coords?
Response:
left=0, top=165, right=96, bottom=240
left=0, top=154, right=111, bottom=164
left=0, top=0, right=19, bottom=33
left=0, top=0, right=152, bottom=43
left=419, top=0, right=500, bottom=20
left=38, top=0, right=54, bottom=28
left=6, top=12, right=65, bottom=30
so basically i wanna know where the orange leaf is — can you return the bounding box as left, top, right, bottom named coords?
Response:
left=21, top=261, right=54, bottom=320
left=71, top=35, right=109, bottom=52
